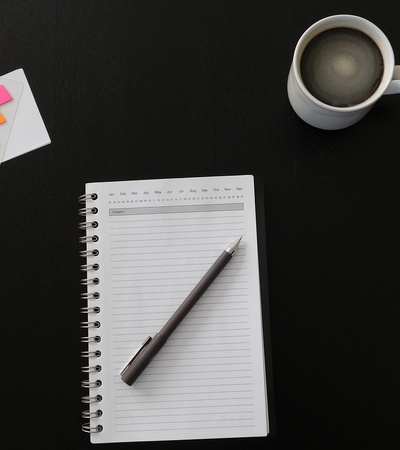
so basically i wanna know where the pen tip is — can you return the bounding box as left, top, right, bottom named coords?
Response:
left=226, top=237, right=242, bottom=255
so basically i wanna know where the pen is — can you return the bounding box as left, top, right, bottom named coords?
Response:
left=121, top=237, right=242, bottom=385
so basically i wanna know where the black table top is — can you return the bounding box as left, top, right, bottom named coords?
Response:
left=1, top=1, right=399, bottom=449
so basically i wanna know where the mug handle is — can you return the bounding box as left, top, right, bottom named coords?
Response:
left=384, top=65, right=400, bottom=95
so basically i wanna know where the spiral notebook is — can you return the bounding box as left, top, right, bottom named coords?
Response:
left=79, top=174, right=274, bottom=444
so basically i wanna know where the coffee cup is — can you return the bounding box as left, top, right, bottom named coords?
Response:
left=287, top=15, right=400, bottom=130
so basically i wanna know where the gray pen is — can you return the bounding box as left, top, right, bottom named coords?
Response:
left=121, top=237, right=242, bottom=386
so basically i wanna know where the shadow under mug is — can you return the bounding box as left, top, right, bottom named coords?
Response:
left=287, top=15, right=400, bottom=130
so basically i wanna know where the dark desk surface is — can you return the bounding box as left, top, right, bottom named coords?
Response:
left=1, top=1, right=399, bottom=449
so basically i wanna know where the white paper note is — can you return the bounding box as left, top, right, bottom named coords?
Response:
left=1, top=68, right=51, bottom=164
left=0, top=79, right=23, bottom=164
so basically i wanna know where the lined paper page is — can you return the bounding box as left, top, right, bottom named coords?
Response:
left=85, top=175, right=268, bottom=443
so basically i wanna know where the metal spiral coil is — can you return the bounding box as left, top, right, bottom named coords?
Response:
left=80, top=335, right=101, bottom=343
left=79, top=235, right=99, bottom=243
left=81, top=394, right=103, bottom=403
left=79, top=193, right=98, bottom=203
left=78, top=220, right=98, bottom=230
left=79, top=192, right=103, bottom=434
left=82, top=423, right=103, bottom=434
left=79, top=206, right=98, bottom=216
left=80, top=263, right=99, bottom=271
left=82, top=409, right=103, bottom=419
left=80, top=277, right=100, bottom=286
left=81, top=380, right=102, bottom=389
left=79, top=249, right=99, bottom=257
left=80, top=292, right=100, bottom=300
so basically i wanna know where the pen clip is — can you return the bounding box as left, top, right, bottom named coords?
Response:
left=120, top=336, right=152, bottom=377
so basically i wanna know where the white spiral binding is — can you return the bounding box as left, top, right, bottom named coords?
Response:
left=79, top=192, right=103, bottom=434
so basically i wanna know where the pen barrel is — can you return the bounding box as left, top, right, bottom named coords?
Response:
left=160, top=250, right=232, bottom=339
left=121, top=333, right=168, bottom=385
left=121, top=248, right=234, bottom=386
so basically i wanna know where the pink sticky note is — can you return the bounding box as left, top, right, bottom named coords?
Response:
left=0, top=85, right=13, bottom=105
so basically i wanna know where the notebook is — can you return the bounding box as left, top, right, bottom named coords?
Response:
left=79, top=174, right=274, bottom=444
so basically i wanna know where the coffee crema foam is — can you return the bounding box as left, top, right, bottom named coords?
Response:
left=300, top=28, right=384, bottom=107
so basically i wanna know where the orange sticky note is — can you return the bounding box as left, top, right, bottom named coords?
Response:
left=0, top=112, right=6, bottom=124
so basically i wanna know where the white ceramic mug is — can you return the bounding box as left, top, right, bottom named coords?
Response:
left=287, top=15, right=400, bottom=130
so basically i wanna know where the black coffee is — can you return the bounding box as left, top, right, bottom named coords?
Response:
left=300, top=28, right=384, bottom=107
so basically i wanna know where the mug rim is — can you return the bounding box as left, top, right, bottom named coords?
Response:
left=293, top=14, right=395, bottom=112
